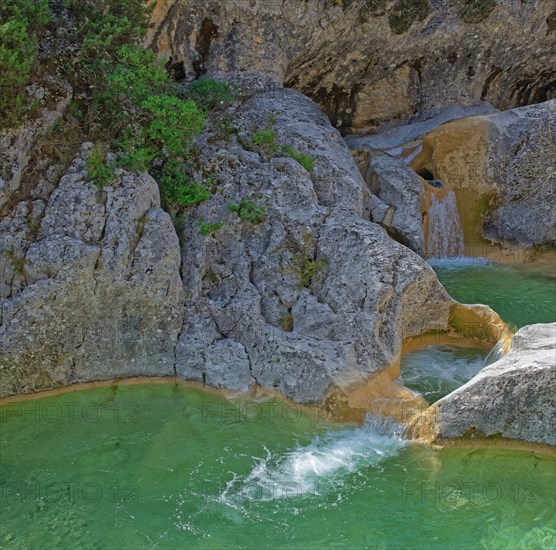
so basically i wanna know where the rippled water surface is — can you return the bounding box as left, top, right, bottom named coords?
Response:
left=431, top=258, right=556, bottom=328
left=1, top=384, right=555, bottom=549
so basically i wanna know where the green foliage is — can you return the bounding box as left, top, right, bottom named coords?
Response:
left=0, top=0, right=50, bottom=128
left=453, top=0, right=496, bottom=23
left=286, top=230, right=328, bottom=289
left=75, top=0, right=151, bottom=64
left=88, top=44, right=206, bottom=207
left=87, top=143, right=116, bottom=188
left=388, top=0, right=429, bottom=34
left=250, top=127, right=279, bottom=159
left=282, top=145, right=316, bottom=171
left=198, top=218, right=224, bottom=236
left=158, top=165, right=212, bottom=207
left=6, top=249, right=27, bottom=277
left=184, top=79, right=239, bottom=112
left=228, top=195, right=268, bottom=225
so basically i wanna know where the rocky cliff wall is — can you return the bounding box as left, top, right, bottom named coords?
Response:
left=148, top=0, right=556, bottom=133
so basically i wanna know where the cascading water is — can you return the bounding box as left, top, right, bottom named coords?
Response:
left=426, top=190, right=465, bottom=258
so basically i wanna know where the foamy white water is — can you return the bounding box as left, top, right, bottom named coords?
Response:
left=220, top=416, right=406, bottom=503
left=400, top=345, right=487, bottom=404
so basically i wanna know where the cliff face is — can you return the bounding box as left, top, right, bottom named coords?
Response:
left=0, top=146, right=184, bottom=396
left=148, top=0, right=556, bottom=133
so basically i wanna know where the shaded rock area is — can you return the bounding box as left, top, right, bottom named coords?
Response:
left=419, top=323, right=556, bottom=446
left=0, top=145, right=185, bottom=397
left=148, top=0, right=556, bottom=133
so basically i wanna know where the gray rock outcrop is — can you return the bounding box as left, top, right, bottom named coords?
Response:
left=174, top=88, right=467, bottom=404
left=422, top=323, right=556, bottom=445
left=0, top=145, right=185, bottom=396
left=359, top=152, right=426, bottom=255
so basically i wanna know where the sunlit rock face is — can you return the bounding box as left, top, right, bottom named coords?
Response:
left=0, top=146, right=185, bottom=397
left=148, top=0, right=556, bottom=133
left=412, top=100, right=556, bottom=248
left=428, top=323, right=556, bottom=446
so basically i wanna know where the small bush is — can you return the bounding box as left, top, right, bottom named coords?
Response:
left=87, top=143, right=116, bottom=188
left=282, top=145, right=316, bottom=171
left=285, top=230, right=328, bottom=289
left=198, top=218, right=224, bottom=236
left=184, top=79, right=239, bottom=112
left=388, top=0, right=429, bottom=34
left=228, top=195, right=268, bottom=225
left=278, top=312, right=294, bottom=332
left=251, top=127, right=280, bottom=160
left=453, top=0, right=496, bottom=24
left=0, top=0, right=50, bottom=128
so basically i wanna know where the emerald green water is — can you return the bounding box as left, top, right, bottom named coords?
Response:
left=431, top=258, right=556, bottom=328
left=400, top=346, right=487, bottom=404
left=1, top=384, right=555, bottom=549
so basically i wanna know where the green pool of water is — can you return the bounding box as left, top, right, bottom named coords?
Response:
left=431, top=258, right=556, bottom=328
left=1, top=384, right=554, bottom=549
left=400, top=345, right=487, bottom=404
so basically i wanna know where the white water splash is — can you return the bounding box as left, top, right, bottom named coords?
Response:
left=427, top=191, right=465, bottom=259
left=219, top=416, right=406, bottom=504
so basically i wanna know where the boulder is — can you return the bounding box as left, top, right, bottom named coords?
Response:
left=175, top=88, right=461, bottom=404
left=0, top=145, right=185, bottom=397
left=421, top=323, right=556, bottom=445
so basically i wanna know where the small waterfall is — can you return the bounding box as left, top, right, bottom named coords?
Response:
left=483, top=335, right=512, bottom=367
left=426, top=190, right=465, bottom=258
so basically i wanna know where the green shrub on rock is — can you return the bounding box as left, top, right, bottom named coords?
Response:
left=0, top=0, right=50, bottom=128
left=453, top=0, right=496, bottom=24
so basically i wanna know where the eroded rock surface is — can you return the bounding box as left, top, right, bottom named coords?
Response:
left=148, top=0, right=556, bottom=133
left=426, top=323, right=556, bottom=445
left=413, top=100, right=556, bottom=247
left=175, top=88, right=458, bottom=404
left=0, top=145, right=184, bottom=397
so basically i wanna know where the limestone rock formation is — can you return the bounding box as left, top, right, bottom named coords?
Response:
left=174, top=87, right=468, bottom=405
left=413, top=100, right=556, bottom=248
left=148, top=0, right=556, bottom=133
left=0, top=145, right=185, bottom=397
left=421, top=323, right=556, bottom=446
left=358, top=151, right=426, bottom=256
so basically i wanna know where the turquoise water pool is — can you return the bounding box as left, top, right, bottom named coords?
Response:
left=1, top=384, right=554, bottom=549
left=431, top=258, right=556, bottom=328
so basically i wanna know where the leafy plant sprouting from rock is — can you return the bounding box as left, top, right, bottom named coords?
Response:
left=198, top=218, right=224, bottom=236
left=278, top=311, right=294, bottom=332
left=281, top=145, right=317, bottom=172
left=228, top=194, right=268, bottom=225
left=87, top=143, right=116, bottom=188
left=453, top=0, right=496, bottom=24
left=284, top=230, right=328, bottom=289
